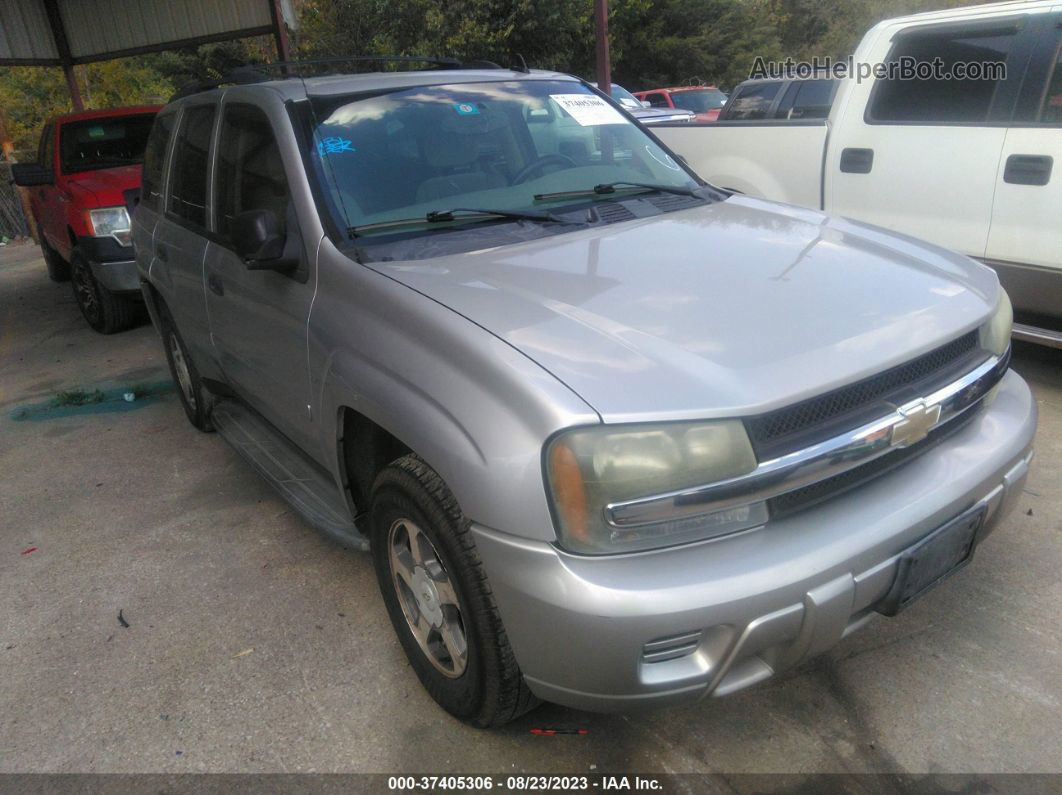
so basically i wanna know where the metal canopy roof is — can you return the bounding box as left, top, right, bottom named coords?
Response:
left=0, top=0, right=293, bottom=66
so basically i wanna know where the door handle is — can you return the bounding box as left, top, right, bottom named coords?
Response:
left=155, top=244, right=168, bottom=262
left=1003, top=154, right=1053, bottom=186
left=840, top=148, right=874, bottom=174
left=207, top=273, right=224, bottom=296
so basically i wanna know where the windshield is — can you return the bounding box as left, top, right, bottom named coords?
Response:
left=608, top=85, right=643, bottom=110
left=59, top=114, right=155, bottom=174
left=670, top=89, right=727, bottom=113
left=307, top=79, right=697, bottom=236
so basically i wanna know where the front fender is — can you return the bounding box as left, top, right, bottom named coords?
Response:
left=311, top=242, right=599, bottom=543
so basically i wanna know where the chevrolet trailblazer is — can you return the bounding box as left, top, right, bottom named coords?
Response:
left=132, top=62, right=1035, bottom=726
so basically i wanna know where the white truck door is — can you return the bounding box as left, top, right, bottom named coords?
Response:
left=985, top=16, right=1062, bottom=322
left=656, top=79, right=830, bottom=209
left=827, top=16, right=1035, bottom=259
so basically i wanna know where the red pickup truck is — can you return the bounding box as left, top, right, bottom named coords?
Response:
left=12, top=106, right=159, bottom=333
left=633, top=86, right=728, bottom=122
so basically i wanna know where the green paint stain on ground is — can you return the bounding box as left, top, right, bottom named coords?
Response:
left=12, top=380, right=175, bottom=421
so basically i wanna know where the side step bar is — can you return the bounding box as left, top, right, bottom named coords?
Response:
left=1013, top=323, right=1062, bottom=350
left=212, top=400, right=370, bottom=552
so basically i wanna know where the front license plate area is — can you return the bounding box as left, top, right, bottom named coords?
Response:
left=877, top=505, right=986, bottom=616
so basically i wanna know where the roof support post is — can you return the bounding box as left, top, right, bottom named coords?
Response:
left=594, top=0, right=611, bottom=95
left=270, top=0, right=292, bottom=65
left=63, top=63, right=85, bottom=112
left=42, top=0, right=84, bottom=111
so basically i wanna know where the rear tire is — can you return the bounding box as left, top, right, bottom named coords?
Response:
left=41, top=236, right=70, bottom=282
left=370, top=454, right=539, bottom=727
left=158, top=302, right=214, bottom=432
left=70, top=248, right=136, bottom=334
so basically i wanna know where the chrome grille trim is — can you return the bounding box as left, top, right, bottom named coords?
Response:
left=606, top=349, right=1009, bottom=529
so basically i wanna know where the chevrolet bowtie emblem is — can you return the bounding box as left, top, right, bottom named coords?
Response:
left=891, top=401, right=942, bottom=448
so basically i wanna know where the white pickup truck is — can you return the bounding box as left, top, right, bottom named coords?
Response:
left=656, top=0, right=1062, bottom=346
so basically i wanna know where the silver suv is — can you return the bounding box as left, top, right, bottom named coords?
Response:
left=132, top=64, right=1036, bottom=726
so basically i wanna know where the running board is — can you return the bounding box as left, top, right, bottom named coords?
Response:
left=1013, top=323, right=1062, bottom=350
left=211, top=400, right=370, bottom=552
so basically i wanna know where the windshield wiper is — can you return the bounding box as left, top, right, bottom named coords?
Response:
left=534, top=181, right=702, bottom=202
left=350, top=207, right=579, bottom=236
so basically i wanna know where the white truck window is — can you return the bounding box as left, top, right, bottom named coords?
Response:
left=1040, top=46, right=1062, bottom=124
left=869, top=25, right=1018, bottom=124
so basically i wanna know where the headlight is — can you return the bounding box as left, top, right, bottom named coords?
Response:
left=545, top=420, right=764, bottom=554
left=88, top=206, right=132, bottom=246
left=980, top=289, right=1013, bottom=356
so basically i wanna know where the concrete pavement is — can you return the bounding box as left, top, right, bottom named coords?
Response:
left=1, top=240, right=1059, bottom=775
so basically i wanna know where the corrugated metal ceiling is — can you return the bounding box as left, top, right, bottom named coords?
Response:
left=0, top=0, right=59, bottom=63
left=0, top=0, right=286, bottom=65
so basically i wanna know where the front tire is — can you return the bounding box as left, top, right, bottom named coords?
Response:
left=70, top=248, right=136, bottom=333
left=158, top=302, right=214, bottom=432
left=370, top=455, right=539, bottom=727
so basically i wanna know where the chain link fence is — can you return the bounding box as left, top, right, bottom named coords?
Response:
left=0, top=163, right=31, bottom=240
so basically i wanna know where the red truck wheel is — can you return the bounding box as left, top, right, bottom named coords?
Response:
left=70, top=248, right=136, bottom=334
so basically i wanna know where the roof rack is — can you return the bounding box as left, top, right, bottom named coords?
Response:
left=169, top=55, right=528, bottom=102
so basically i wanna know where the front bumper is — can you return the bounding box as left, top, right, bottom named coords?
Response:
left=89, top=258, right=139, bottom=293
left=77, top=235, right=140, bottom=293
left=472, top=370, right=1037, bottom=712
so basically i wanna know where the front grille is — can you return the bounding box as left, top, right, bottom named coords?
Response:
left=746, top=330, right=983, bottom=460
left=768, top=405, right=979, bottom=520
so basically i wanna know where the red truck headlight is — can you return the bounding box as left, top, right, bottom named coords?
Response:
left=87, top=207, right=132, bottom=247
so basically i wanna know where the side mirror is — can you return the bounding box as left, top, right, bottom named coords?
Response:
left=11, top=163, right=54, bottom=186
left=231, top=209, right=295, bottom=271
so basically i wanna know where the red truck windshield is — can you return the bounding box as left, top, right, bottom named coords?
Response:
left=60, top=114, right=155, bottom=174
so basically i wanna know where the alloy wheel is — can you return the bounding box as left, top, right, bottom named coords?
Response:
left=72, top=260, right=100, bottom=326
left=388, top=517, right=468, bottom=678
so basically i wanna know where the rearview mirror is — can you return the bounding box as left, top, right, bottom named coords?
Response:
left=11, top=163, right=54, bottom=186
left=231, top=209, right=295, bottom=271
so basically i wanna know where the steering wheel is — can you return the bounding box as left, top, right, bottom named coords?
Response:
left=511, top=153, right=578, bottom=184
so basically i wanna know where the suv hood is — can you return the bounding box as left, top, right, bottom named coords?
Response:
left=372, top=195, right=998, bottom=423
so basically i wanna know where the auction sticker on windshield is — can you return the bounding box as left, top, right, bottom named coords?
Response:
left=550, top=94, right=627, bottom=126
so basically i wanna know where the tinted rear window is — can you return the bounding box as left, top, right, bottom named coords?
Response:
left=59, top=114, right=155, bottom=174
left=167, top=105, right=216, bottom=229
left=140, top=113, right=176, bottom=212
left=868, top=25, right=1017, bottom=123
left=775, top=79, right=835, bottom=120
left=722, top=83, right=781, bottom=120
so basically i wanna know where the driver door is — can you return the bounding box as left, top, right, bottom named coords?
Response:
left=203, top=100, right=316, bottom=451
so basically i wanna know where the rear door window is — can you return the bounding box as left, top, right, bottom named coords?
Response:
left=214, top=104, right=291, bottom=243
left=1039, top=44, right=1062, bottom=124
left=868, top=24, right=1018, bottom=123
left=140, top=113, right=176, bottom=212
left=775, top=79, right=835, bottom=120
left=167, top=105, right=216, bottom=229
left=722, top=82, right=782, bottom=120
